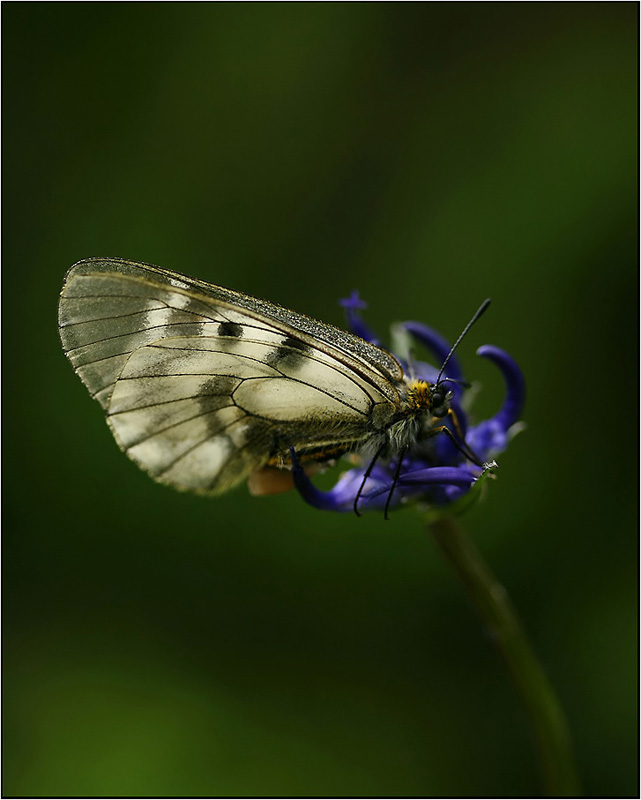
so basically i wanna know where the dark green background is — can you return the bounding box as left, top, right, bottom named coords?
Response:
left=3, top=4, right=637, bottom=797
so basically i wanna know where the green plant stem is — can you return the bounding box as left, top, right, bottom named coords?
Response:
left=428, top=515, right=580, bottom=797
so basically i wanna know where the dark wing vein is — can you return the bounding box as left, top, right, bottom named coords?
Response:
left=59, top=305, right=170, bottom=326
left=123, top=406, right=236, bottom=450
left=144, top=342, right=380, bottom=407
left=155, top=416, right=248, bottom=478
left=64, top=321, right=208, bottom=353
left=108, top=392, right=237, bottom=415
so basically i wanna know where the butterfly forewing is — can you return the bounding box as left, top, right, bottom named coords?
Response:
left=59, top=258, right=403, bottom=493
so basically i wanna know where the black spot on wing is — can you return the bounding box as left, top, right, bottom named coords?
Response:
left=194, top=376, right=243, bottom=431
left=266, top=335, right=312, bottom=372
left=218, top=321, right=243, bottom=338
left=281, top=335, right=309, bottom=353
left=200, top=376, right=241, bottom=397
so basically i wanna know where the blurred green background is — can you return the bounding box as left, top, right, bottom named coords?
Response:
left=3, top=4, right=637, bottom=797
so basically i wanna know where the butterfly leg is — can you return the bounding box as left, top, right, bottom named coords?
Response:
left=446, top=407, right=466, bottom=442
left=427, top=420, right=484, bottom=467
left=354, top=441, right=387, bottom=517
left=384, top=445, right=408, bottom=520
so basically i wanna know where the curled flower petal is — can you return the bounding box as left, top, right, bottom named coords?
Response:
left=476, top=345, right=525, bottom=429
left=290, top=447, right=347, bottom=511
left=290, top=448, right=389, bottom=512
left=397, top=465, right=478, bottom=488
left=402, top=321, right=463, bottom=380
left=292, top=462, right=384, bottom=513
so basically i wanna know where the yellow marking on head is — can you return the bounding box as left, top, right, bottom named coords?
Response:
left=406, top=379, right=432, bottom=411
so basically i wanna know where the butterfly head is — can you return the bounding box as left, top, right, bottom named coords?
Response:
left=405, top=378, right=452, bottom=418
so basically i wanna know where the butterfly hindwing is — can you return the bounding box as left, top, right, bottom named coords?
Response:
left=59, top=258, right=403, bottom=493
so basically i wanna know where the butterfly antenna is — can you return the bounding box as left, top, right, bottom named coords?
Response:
left=436, top=298, right=491, bottom=386
left=438, top=376, right=471, bottom=390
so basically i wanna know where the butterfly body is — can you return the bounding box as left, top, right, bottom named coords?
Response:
left=59, top=258, right=449, bottom=495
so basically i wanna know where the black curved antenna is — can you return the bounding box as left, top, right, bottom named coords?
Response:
left=436, top=298, right=492, bottom=386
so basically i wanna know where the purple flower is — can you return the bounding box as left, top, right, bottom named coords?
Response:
left=291, top=293, right=525, bottom=515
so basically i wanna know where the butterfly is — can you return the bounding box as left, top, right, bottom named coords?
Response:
left=58, top=257, right=485, bottom=500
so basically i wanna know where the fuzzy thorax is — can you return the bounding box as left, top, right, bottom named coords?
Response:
left=405, top=379, right=433, bottom=412
left=374, top=379, right=439, bottom=456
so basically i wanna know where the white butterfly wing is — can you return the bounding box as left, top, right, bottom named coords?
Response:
left=59, top=258, right=403, bottom=494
